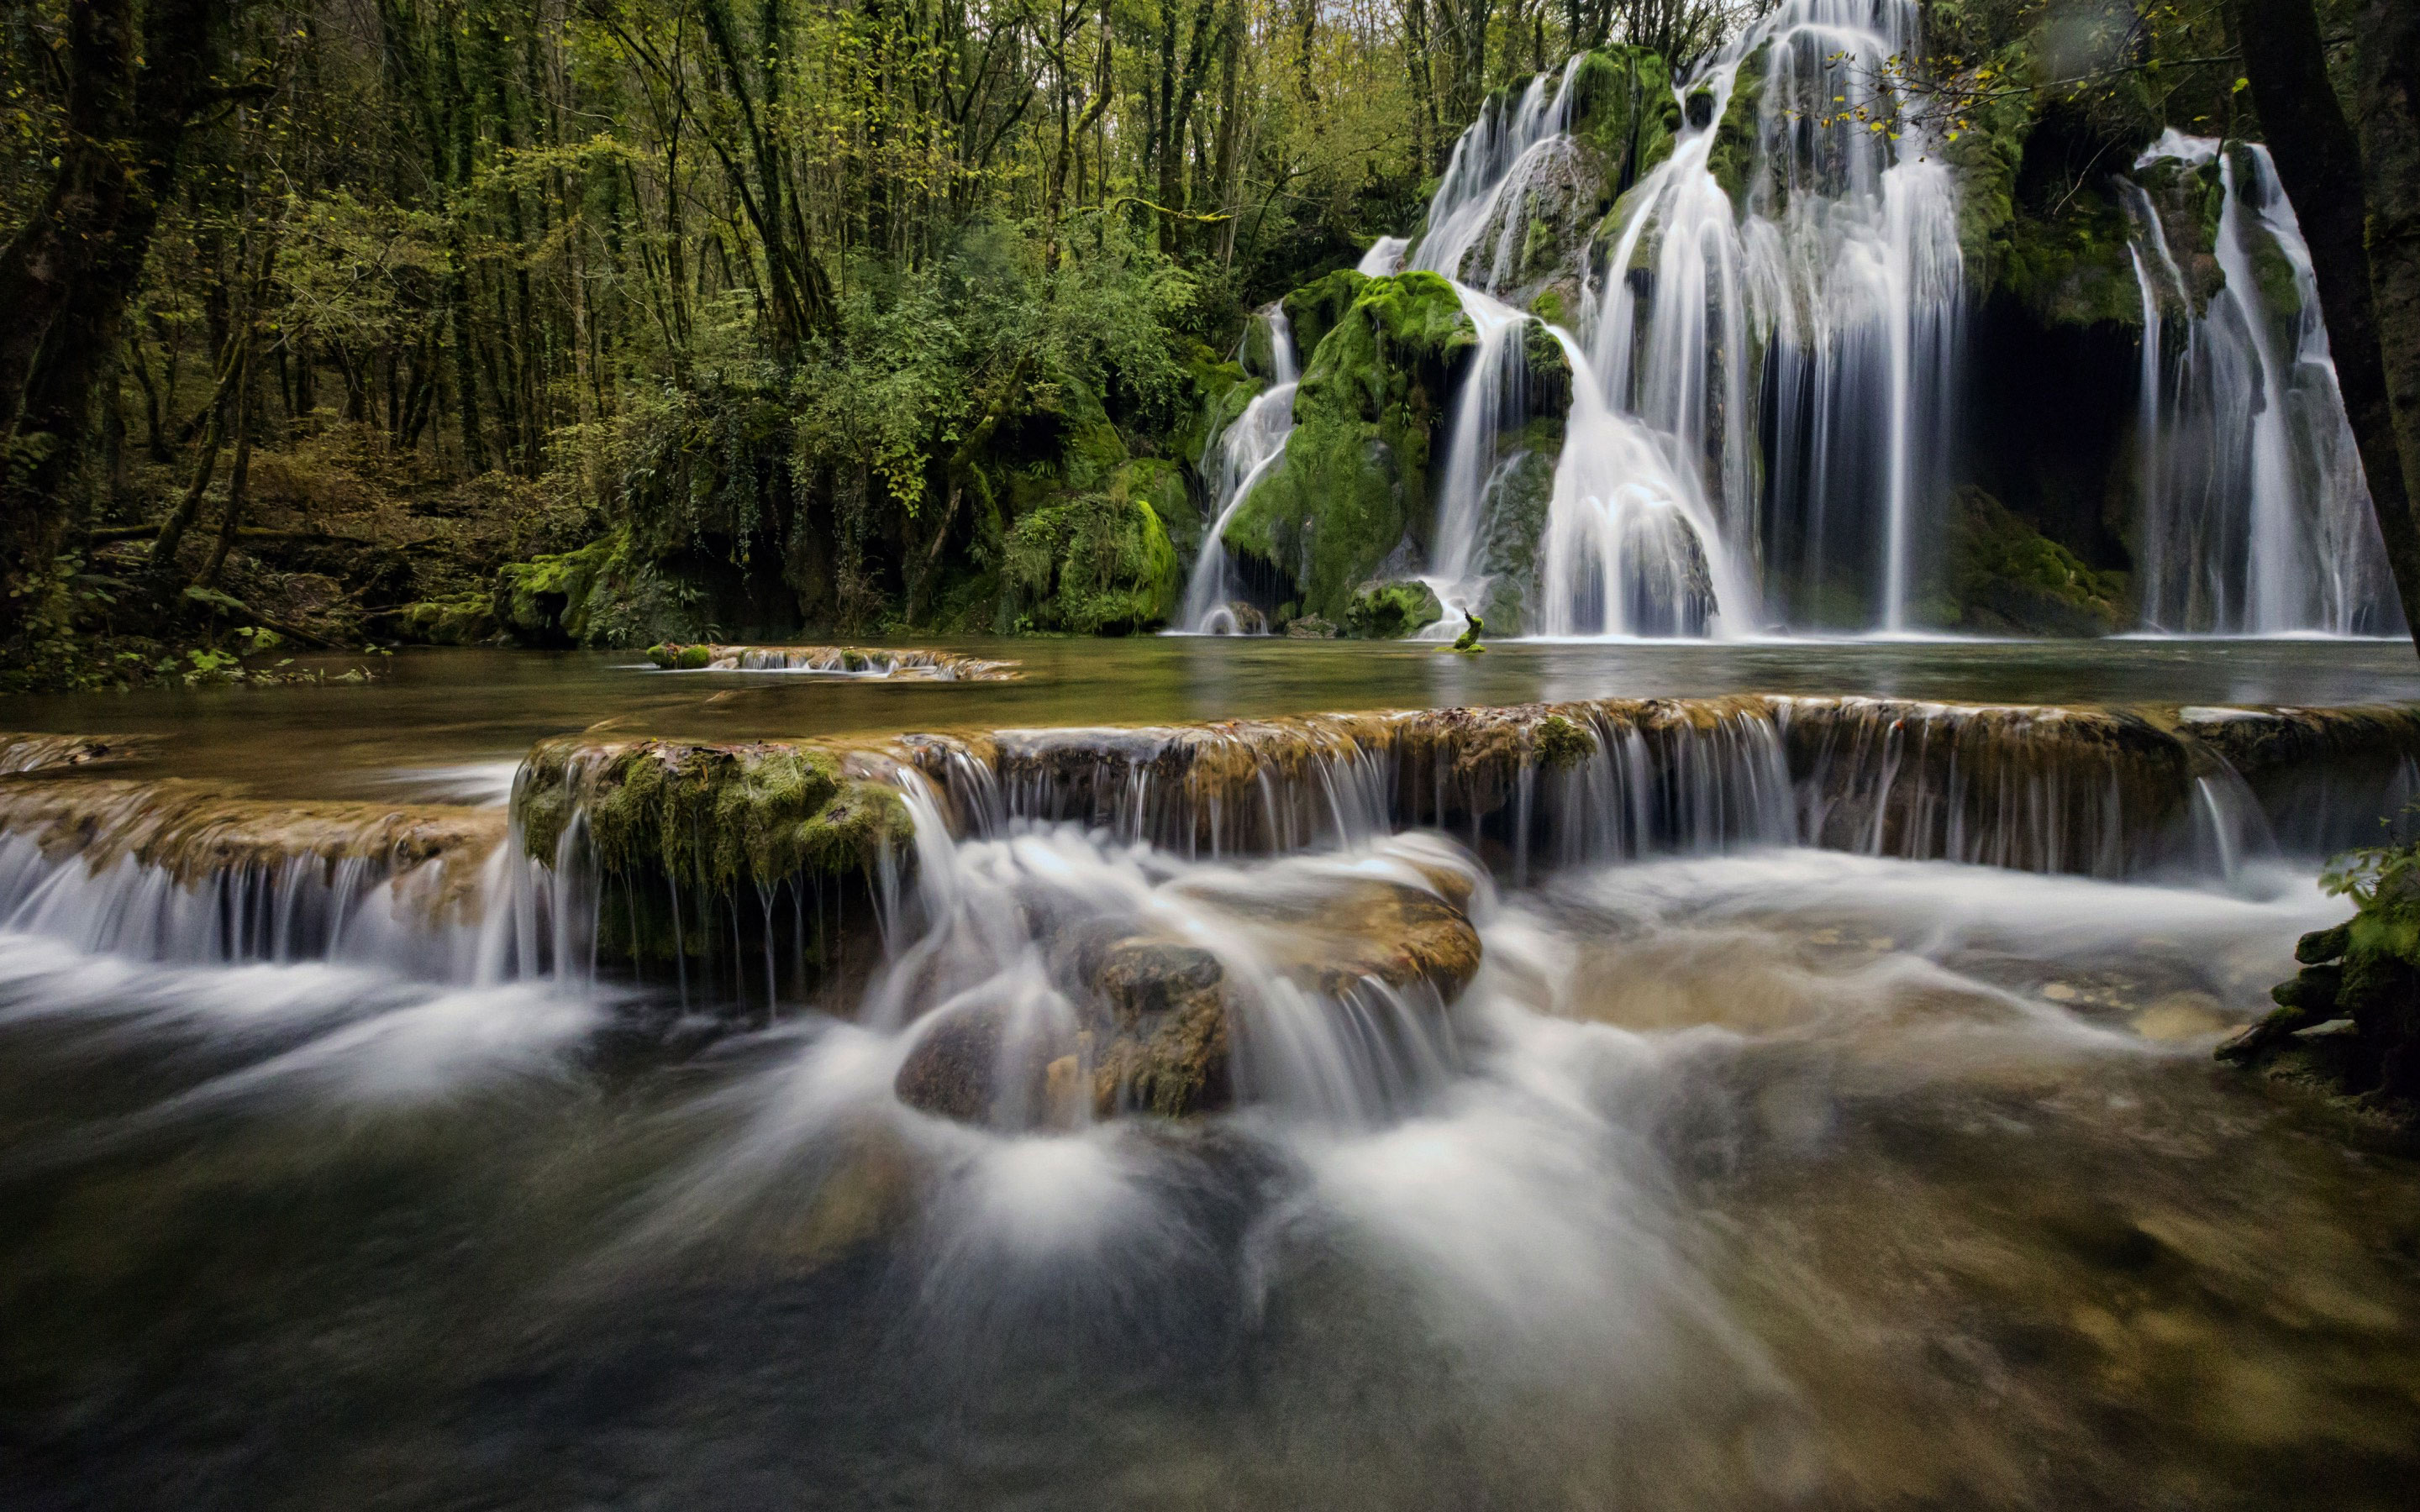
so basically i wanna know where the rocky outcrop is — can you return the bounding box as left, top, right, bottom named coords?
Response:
left=1344, top=580, right=1445, bottom=638
left=514, top=737, right=911, bottom=974
left=1944, top=486, right=2128, bottom=635
left=2221, top=865, right=2420, bottom=1131
left=1224, top=273, right=1475, bottom=622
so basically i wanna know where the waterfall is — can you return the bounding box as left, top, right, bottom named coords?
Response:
left=1180, top=304, right=1300, bottom=634
left=1357, top=236, right=1409, bottom=276
left=1577, top=0, right=1961, bottom=633
left=1386, top=2, right=1962, bottom=638
left=1406, top=61, right=1584, bottom=634
left=2123, top=134, right=2399, bottom=636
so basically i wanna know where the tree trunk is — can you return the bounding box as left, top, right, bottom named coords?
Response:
left=2233, top=0, right=2420, bottom=653
left=2356, top=0, right=2420, bottom=549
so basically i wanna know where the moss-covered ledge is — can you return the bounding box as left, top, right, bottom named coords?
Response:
left=515, top=738, right=911, bottom=892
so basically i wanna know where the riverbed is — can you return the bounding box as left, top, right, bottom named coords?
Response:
left=3, top=638, right=2417, bottom=1509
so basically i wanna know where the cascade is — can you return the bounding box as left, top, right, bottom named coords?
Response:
left=1580, top=0, right=1961, bottom=633
left=1380, top=2, right=1961, bottom=637
left=1179, top=304, right=1301, bottom=633
left=1405, top=60, right=1585, bottom=634
left=2123, top=134, right=2398, bottom=635
left=1356, top=236, right=1409, bottom=276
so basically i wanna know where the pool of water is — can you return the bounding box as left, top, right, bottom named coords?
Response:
left=9, top=635, right=2420, bottom=800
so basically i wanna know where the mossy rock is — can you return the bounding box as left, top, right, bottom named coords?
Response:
left=1004, top=491, right=1181, bottom=634
left=1567, top=46, right=1681, bottom=198
left=1705, top=43, right=1770, bottom=215
left=1225, top=272, right=1476, bottom=621
left=397, top=593, right=496, bottom=646
left=494, top=528, right=705, bottom=648
left=2222, top=855, right=2420, bottom=1126
left=1945, top=486, right=2127, bottom=634
left=515, top=738, right=909, bottom=895
left=1996, top=177, right=2145, bottom=328
left=1282, top=268, right=1372, bottom=360
left=1344, top=580, right=1444, bottom=638
left=1532, top=713, right=1597, bottom=770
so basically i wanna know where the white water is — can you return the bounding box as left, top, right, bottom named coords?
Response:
left=1180, top=305, right=1301, bottom=634
left=1579, top=0, right=1961, bottom=633
left=2124, top=134, right=2398, bottom=636
left=1382, top=1, right=1960, bottom=637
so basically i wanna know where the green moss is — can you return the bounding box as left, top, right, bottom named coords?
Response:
left=1281, top=268, right=1370, bottom=360
left=495, top=527, right=705, bottom=648
left=1705, top=44, right=1770, bottom=214
left=1226, top=272, right=1474, bottom=620
left=397, top=593, right=495, bottom=646
left=519, top=740, right=908, bottom=893
left=1344, top=580, right=1444, bottom=638
left=1567, top=46, right=1680, bottom=195
left=1946, top=486, right=2127, bottom=634
left=1004, top=491, right=1181, bottom=633
left=1996, top=177, right=2144, bottom=328
left=1532, top=713, right=1597, bottom=770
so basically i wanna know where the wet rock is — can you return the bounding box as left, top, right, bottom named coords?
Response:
left=1084, top=938, right=1234, bottom=1117
left=896, top=1006, right=1067, bottom=1126
left=1286, top=614, right=1340, bottom=639
left=0, top=777, right=503, bottom=922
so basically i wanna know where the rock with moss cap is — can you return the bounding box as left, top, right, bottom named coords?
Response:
left=1223, top=272, right=1476, bottom=622
left=2220, top=843, right=2420, bottom=1137
left=1344, top=580, right=1444, bottom=638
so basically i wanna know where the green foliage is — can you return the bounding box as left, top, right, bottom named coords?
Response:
left=1003, top=492, right=1181, bottom=634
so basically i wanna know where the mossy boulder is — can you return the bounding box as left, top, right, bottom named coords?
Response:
left=1944, top=486, right=2127, bottom=635
left=1282, top=268, right=1373, bottom=363
left=495, top=528, right=703, bottom=648
left=1704, top=43, right=1770, bottom=215
left=646, top=643, right=714, bottom=669
left=1345, top=579, right=1445, bottom=638
left=1224, top=272, right=1476, bottom=620
left=1004, top=491, right=1182, bottom=633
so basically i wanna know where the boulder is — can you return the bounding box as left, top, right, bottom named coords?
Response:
left=1345, top=580, right=1444, bottom=638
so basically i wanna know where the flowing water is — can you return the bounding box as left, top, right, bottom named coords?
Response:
left=1180, top=307, right=1302, bottom=635
left=4, top=640, right=2420, bottom=1508
left=2123, top=134, right=2397, bottom=636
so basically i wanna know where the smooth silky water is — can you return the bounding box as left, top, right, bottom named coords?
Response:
left=5, top=638, right=2420, bottom=1509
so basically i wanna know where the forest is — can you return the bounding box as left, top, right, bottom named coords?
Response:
left=1, top=0, right=2415, bottom=686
